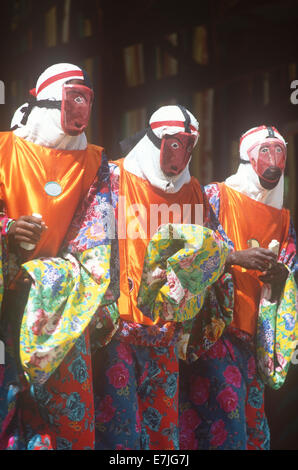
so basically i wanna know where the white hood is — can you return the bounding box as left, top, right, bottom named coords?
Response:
left=124, top=105, right=199, bottom=193
left=11, top=63, right=88, bottom=150
left=225, top=125, right=287, bottom=209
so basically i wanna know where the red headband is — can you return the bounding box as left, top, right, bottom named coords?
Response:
left=151, top=120, right=198, bottom=133
left=32, top=70, right=84, bottom=97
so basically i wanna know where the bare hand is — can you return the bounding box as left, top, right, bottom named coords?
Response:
left=259, top=262, right=289, bottom=284
left=8, top=215, right=47, bottom=247
left=226, top=247, right=277, bottom=272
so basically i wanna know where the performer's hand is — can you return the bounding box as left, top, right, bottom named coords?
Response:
left=259, top=263, right=289, bottom=301
left=8, top=215, right=47, bottom=247
left=226, top=247, right=277, bottom=271
left=259, top=262, right=289, bottom=284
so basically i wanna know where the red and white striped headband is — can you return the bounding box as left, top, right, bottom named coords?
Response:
left=30, top=69, right=84, bottom=97
left=150, top=120, right=198, bottom=134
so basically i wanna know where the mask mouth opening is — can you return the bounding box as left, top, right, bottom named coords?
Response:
left=164, top=165, right=180, bottom=177
left=67, top=120, right=87, bottom=136
left=261, top=166, right=282, bottom=184
left=246, top=139, right=286, bottom=182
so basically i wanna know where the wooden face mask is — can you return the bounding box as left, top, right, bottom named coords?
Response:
left=61, top=84, right=94, bottom=136
left=159, top=132, right=196, bottom=177
left=247, top=138, right=286, bottom=183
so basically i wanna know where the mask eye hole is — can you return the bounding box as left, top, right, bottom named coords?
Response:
left=74, top=96, right=84, bottom=104
left=276, top=146, right=282, bottom=153
left=171, top=142, right=180, bottom=149
left=261, top=147, right=268, bottom=153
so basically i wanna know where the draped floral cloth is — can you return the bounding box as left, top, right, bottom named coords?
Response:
left=19, top=151, right=120, bottom=384
left=256, top=271, right=298, bottom=389
left=20, top=247, right=119, bottom=384
left=93, top=337, right=180, bottom=450
left=90, top=164, right=233, bottom=450
left=138, top=223, right=228, bottom=323
left=204, top=182, right=298, bottom=385
left=93, top=220, right=229, bottom=450
left=3, top=329, right=96, bottom=450
left=179, top=327, right=270, bottom=450
left=1, top=162, right=232, bottom=450
left=0, top=153, right=119, bottom=449
left=178, top=182, right=298, bottom=451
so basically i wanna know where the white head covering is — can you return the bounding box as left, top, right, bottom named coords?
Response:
left=124, top=105, right=199, bottom=193
left=225, top=125, right=287, bottom=209
left=11, top=63, right=88, bottom=150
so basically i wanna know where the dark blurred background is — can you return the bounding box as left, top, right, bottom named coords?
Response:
left=0, top=0, right=298, bottom=450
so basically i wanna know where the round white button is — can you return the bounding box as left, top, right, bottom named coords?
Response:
left=44, top=181, right=62, bottom=197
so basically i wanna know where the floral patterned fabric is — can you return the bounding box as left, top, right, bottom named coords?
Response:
left=256, top=272, right=298, bottom=389
left=0, top=153, right=119, bottom=449
left=20, top=248, right=119, bottom=385
left=205, top=182, right=298, bottom=276
left=179, top=182, right=298, bottom=450
left=138, top=223, right=228, bottom=323
left=19, top=152, right=119, bottom=384
left=91, top=186, right=230, bottom=449
left=1, top=329, right=96, bottom=450
left=205, top=182, right=298, bottom=390
left=93, top=338, right=179, bottom=450
left=1, top=161, right=233, bottom=450
left=180, top=272, right=234, bottom=362
left=179, top=327, right=270, bottom=450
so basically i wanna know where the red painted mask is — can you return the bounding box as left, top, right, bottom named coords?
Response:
left=247, top=138, right=286, bottom=183
left=160, top=132, right=196, bottom=176
left=61, top=84, right=94, bottom=136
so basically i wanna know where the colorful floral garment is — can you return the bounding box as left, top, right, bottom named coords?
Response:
left=256, top=271, right=298, bottom=389
left=138, top=223, right=228, bottom=323
left=19, top=150, right=120, bottom=385
left=92, top=223, right=229, bottom=450
left=179, top=182, right=298, bottom=450
left=0, top=153, right=119, bottom=449
left=179, top=327, right=270, bottom=450
left=90, top=165, right=231, bottom=450
left=1, top=163, right=231, bottom=450
left=2, top=329, right=95, bottom=450
left=204, top=183, right=298, bottom=388
left=93, top=335, right=180, bottom=450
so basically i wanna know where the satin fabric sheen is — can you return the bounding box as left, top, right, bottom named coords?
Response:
left=218, top=183, right=290, bottom=335
left=0, top=132, right=102, bottom=258
left=116, top=159, right=205, bottom=325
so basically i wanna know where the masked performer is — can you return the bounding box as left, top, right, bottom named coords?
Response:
left=0, top=63, right=118, bottom=450
left=179, top=125, right=298, bottom=450
left=15, top=105, right=233, bottom=450
left=90, top=104, right=234, bottom=450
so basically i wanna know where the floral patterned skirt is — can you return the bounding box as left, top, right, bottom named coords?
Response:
left=1, top=320, right=180, bottom=450
left=93, top=334, right=179, bottom=450
left=1, top=329, right=95, bottom=450
left=179, top=328, right=270, bottom=450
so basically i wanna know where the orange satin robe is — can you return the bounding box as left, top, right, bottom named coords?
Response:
left=115, top=159, right=205, bottom=326
left=0, top=131, right=102, bottom=258
left=218, top=183, right=290, bottom=335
